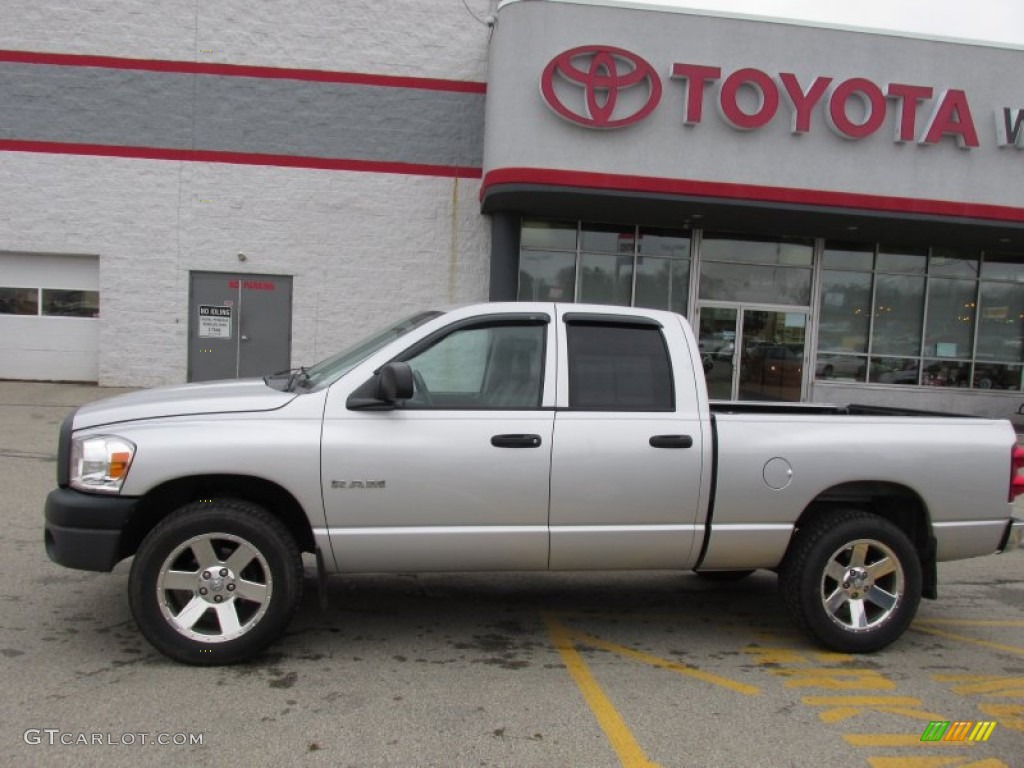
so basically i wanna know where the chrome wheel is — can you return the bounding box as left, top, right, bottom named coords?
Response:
left=779, top=509, right=921, bottom=653
left=820, top=538, right=904, bottom=632
left=131, top=499, right=302, bottom=664
left=157, top=532, right=273, bottom=643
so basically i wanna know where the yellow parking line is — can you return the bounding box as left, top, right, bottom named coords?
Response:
left=843, top=734, right=971, bottom=747
left=867, top=758, right=1009, bottom=767
left=910, top=625, right=1024, bottom=657
left=914, top=619, right=1024, bottom=627
left=543, top=613, right=661, bottom=768
left=932, top=674, right=1024, bottom=697
left=571, top=630, right=760, bottom=696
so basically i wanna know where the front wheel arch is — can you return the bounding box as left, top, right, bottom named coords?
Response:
left=121, top=474, right=316, bottom=564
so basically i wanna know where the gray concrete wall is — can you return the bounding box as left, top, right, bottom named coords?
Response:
left=0, top=0, right=496, bottom=386
left=0, top=63, right=484, bottom=169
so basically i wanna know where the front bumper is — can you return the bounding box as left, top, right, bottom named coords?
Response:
left=44, top=487, right=138, bottom=571
left=998, top=517, right=1024, bottom=553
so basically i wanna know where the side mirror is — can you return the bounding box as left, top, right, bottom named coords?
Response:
left=375, top=362, right=414, bottom=402
left=346, top=362, right=415, bottom=409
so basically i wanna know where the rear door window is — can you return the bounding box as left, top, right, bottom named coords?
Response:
left=566, top=323, right=674, bottom=410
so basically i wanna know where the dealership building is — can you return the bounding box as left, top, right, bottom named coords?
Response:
left=1, top=0, right=1022, bottom=417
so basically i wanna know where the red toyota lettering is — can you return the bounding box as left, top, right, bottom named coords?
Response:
left=922, top=89, right=979, bottom=148
left=827, top=78, right=887, bottom=139
left=718, top=68, right=779, bottom=130
left=887, top=83, right=934, bottom=142
left=778, top=73, right=832, bottom=133
left=670, top=63, right=721, bottom=124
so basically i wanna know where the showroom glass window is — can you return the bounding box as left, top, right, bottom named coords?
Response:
left=518, top=220, right=691, bottom=314
left=922, top=248, right=979, bottom=389
left=635, top=228, right=690, bottom=315
left=578, top=223, right=635, bottom=306
left=519, top=220, right=578, bottom=301
left=699, top=234, right=813, bottom=305
left=870, top=245, right=927, bottom=386
left=818, top=243, right=873, bottom=382
left=975, top=252, right=1024, bottom=390
left=816, top=243, right=1023, bottom=391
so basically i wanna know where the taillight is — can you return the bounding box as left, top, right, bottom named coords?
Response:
left=1011, top=444, right=1024, bottom=502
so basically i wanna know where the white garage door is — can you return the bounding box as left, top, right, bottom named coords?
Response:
left=0, top=252, right=100, bottom=382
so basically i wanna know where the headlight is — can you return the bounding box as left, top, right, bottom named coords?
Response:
left=70, top=435, right=136, bottom=493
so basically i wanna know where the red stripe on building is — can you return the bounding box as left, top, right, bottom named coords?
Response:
left=0, top=139, right=483, bottom=179
left=481, top=167, right=1024, bottom=224
left=0, top=49, right=487, bottom=94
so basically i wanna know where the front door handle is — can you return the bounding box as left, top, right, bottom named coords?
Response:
left=649, top=435, right=693, bottom=449
left=491, top=434, right=543, bottom=448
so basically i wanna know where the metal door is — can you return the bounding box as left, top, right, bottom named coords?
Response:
left=320, top=316, right=556, bottom=572
left=188, top=271, right=293, bottom=382
left=547, top=309, right=709, bottom=570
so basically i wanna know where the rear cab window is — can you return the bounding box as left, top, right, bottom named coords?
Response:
left=564, top=316, right=675, bottom=411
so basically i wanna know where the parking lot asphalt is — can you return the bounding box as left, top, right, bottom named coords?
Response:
left=1, top=381, right=1022, bottom=768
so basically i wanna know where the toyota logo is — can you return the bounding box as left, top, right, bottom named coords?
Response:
left=540, top=45, right=662, bottom=129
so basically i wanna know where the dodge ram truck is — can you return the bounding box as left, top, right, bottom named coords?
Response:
left=44, top=302, right=1024, bottom=664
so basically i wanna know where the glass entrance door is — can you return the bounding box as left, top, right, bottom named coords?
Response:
left=698, top=306, right=807, bottom=401
left=698, top=307, right=738, bottom=400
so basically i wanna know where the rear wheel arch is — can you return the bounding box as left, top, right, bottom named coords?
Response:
left=791, top=481, right=936, bottom=598
left=798, top=481, right=931, bottom=537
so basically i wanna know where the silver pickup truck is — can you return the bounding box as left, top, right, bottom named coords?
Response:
left=44, top=302, right=1024, bottom=665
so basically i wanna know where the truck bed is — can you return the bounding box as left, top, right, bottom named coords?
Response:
left=709, top=401, right=974, bottom=419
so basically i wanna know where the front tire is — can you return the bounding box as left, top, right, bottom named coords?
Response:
left=129, top=499, right=303, bottom=665
left=779, top=509, right=921, bottom=653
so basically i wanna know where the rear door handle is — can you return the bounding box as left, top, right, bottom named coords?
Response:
left=649, top=435, right=693, bottom=449
left=491, top=434, right=543, bottom=448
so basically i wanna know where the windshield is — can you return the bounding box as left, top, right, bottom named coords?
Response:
left=299, top=311, right=441, bottom=390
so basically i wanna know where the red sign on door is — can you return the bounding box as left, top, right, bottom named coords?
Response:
left=228, top=280, right=275, bottom=291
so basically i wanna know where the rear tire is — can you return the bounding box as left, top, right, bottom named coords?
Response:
left=129, top=499, right=303, bottom=665
left=779, top=509, right=921, bottom=653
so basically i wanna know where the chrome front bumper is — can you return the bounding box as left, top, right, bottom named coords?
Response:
left=999, top=517, right=1024, bottom=553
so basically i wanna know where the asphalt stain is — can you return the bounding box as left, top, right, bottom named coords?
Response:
left=453, top=634, right=514, bottom=653
left=476, top=657, right=530, bottom=670
left=450, top=632, right=542, bottom=670
left=35, top=574, right=82, bottom=586
left=269, top=670, right=298, bottom=689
